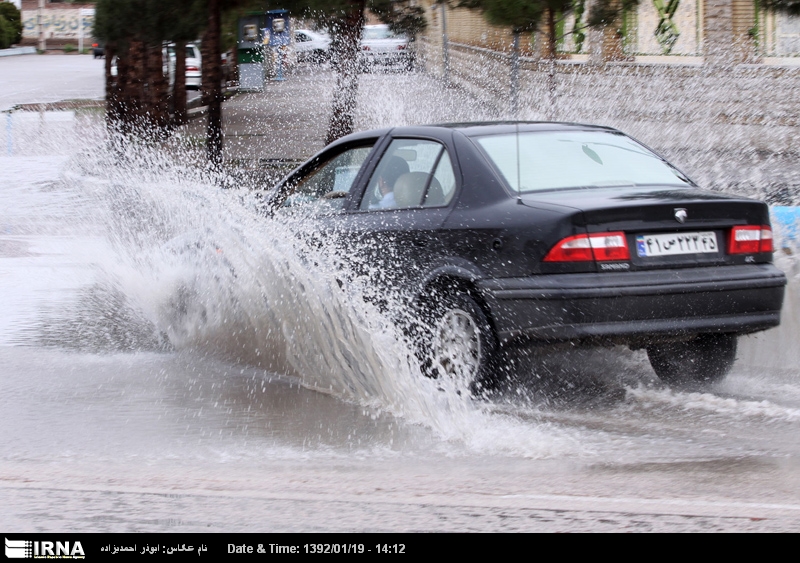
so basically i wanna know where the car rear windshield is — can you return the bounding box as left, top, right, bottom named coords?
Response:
left=362, top=27, right=395, bottom=40
left=473, top=130, right=692, bottom=194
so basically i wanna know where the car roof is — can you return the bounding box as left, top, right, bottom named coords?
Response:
left=429, top=121, right=621, bottom=137
left=327, top=122, right=623, bottom=147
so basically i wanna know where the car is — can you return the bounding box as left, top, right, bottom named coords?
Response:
left=359, top=24, right=413, bottom=71
left=260, top=122, right=787, bottom=392
left=167, top=43, right=202, bottom=90
left=111, top=44, right=202, bottom=88
left=294, top=29, right=331, bottom=64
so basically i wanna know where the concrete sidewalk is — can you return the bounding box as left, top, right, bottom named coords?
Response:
left=0, top=47, right=37, bottom=57
left=180, top=66, right=336, bottom=167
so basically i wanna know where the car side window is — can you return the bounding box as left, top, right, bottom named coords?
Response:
left=426, top=150, right=456, bottom=208
left=281, top=144, right=374, bottom=211
left=359, top=139, right=456, bottom=210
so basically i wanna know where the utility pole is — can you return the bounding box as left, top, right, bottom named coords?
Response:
left=37, top=0, right=46, bottom=53
left=440, top=2, right=449, bottom=83
left=510, top=31, right=520, bottom=115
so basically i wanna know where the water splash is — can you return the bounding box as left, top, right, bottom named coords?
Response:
left=15, top=125, right=578, bottom=458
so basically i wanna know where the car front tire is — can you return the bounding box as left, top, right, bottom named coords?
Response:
left=646, top=333, right=737, bottom=387
left=418, top=292, right=498, bottom=394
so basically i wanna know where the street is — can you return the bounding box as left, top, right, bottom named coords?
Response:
left=1, top=53, right=799, bottom=532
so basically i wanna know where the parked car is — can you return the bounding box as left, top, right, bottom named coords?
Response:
left=359, top=24, right=413, bottom=70
left=294, top=29, right=331, bottom=64
left=167, top=43, right=202, bottom=90
left=111, top=44, right=202, bottom=90
left=261, top=122, right=787, bottom=392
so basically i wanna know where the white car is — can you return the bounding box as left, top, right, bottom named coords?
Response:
left=110, top=44, right=202, bottom=91
left=359, top=24, right=413, bottom=70
left=294, top=29, right=331, bottom=64
left=167, top=43, right=202, bottom=90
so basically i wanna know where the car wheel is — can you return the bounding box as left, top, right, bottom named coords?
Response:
left=418, top=292, right=498, bottom=394
left=646, top=333, right=737, bottom=386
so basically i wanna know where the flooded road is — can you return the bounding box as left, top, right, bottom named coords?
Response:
left=2, top=63, right=800, bottom=532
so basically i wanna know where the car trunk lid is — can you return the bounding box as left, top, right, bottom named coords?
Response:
left=520, top=186, right=772, bottom=270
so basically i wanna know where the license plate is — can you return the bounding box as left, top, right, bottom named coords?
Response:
left=636, top=231, right=718, bottom=257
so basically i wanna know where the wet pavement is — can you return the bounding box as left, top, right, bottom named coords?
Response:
left=1, top=54, right=800, bottom=533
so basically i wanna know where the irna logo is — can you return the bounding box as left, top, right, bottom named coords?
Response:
left=5, top=539, right=85, bottom=559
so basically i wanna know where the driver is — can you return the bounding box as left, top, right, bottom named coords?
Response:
left=370, top=156, right=409, bottom=209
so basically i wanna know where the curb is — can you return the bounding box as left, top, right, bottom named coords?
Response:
left=0, top=47, right=38, bottom=57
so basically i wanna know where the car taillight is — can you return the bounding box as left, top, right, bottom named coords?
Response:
left=362, top=46, right=371, bottom=51
left=728, top=225, right=772, bottom=254
left=397, top=45, right=405, bottom=50
left=543, top=232, right=630, bottom=263
left=186, top=66, right=199, bottom=72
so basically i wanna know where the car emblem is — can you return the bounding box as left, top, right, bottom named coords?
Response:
left=674, top=208, right=688, bottom=223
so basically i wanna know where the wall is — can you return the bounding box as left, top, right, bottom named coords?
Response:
left=417, top=38, right=800, bottom=203
left=419, top=0, right=800, bottom=59
left=21, top=5, right=95, bottom=42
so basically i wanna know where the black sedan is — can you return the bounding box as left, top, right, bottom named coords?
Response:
left=262, top=122, right=787, bottom=391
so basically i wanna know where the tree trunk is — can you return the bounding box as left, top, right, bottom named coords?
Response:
left=545, top=9, right=557, bottom=114
left=546, top=8, right=557, bottom=62
left=173, top=40, right=187, bottom=126
left=146, top=42, right=169, bottom=133
left=105, top=41, right=122, bottom=134
left=325, top=0, right=366, bottom=146
left=602, top=0, right=626, bottom=62
left=202, top=0, right=223, bottom=167
left=126, top=40, right=146, bottom=132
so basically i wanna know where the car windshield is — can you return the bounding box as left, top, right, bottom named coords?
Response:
left=474, top=130, right=692, bottom=194
left=362, top=27, right=395, bottom=40
left=166, top=45, right=199, bottom=59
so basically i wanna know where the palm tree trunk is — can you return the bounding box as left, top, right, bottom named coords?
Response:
left=202, top=0, right=223, bottom=167
left=173, top=40, right=187, bottom=126
left=127, top=40, right=146, bottom=132
left=325, top=0, right=366, bottom=145
left=545, top=9, right=557, bottom=115
left=146, top=42, right=169, bottom=133
left=105, top=41, right=122, bottom=134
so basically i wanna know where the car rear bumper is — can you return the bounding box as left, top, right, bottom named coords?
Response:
left=477, top=264, right=787, bottom=343
left=186, top=73, right=201, bottom=89
left=360, top=52, right=411, bottom=66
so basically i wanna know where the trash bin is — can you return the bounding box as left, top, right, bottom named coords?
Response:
left=238, top=15, right=267, bottom=92
left=237, top=10, right=292, bottom=91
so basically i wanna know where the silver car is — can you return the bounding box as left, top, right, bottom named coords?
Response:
left=167, top=43, right=202, bottom=90
left=294, top=29, right=331, bottom=64
left=359, top=24, right=413, bottom=70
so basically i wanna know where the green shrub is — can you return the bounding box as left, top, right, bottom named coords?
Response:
left=0, top=15, right=12, bottom=50
left=63, top=43, right=76, bottom=53
left=0, top=2, right=22, bottom=45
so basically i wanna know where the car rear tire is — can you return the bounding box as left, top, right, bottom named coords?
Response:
left=646, top=333, right=737, bottom=387
left=417, top=292, right=498, bottom=394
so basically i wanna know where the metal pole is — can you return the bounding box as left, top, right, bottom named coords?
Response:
left=6, top=113, right=12, bottom=156
left=275, top=47, right=285, bottom=81
left=37, top=0, right=46, bottom=53
left=511, top=32, right=520, bottom=115
left=440, top=2, right=449, bottom=83
left=79, top=13, right=84, bottom=54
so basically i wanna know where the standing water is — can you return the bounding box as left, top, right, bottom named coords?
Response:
left=1, top=65, right=800, bottom=532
